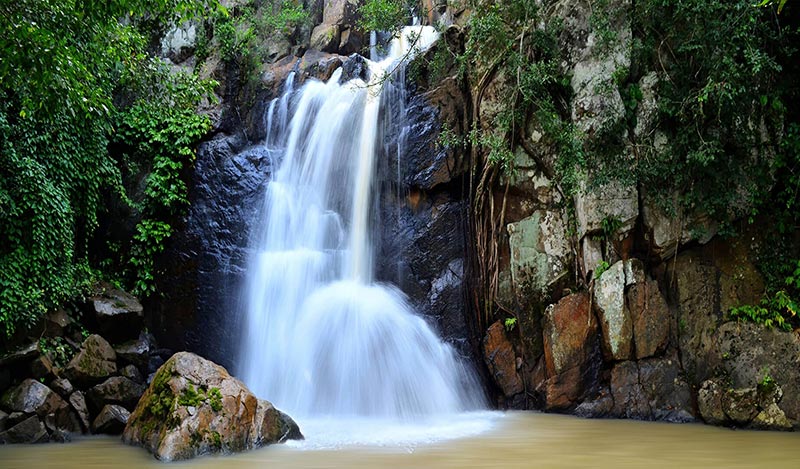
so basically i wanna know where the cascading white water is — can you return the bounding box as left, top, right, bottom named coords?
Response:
left=238, top=26, right=484, bottom=421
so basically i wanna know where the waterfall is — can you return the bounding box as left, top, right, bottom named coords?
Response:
left=238, top=27, right=483, bottom=420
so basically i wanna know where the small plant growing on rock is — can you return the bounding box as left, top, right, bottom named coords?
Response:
left=594, top=260, right=611, bottom=280
left=38, top=336, right=76, bottom=369
left=504, top=317, right=517, bottom=332
left=208, top=387, right=223, bottom=412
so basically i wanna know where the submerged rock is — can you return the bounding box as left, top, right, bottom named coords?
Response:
left=123, top=352, right=302, bottom=461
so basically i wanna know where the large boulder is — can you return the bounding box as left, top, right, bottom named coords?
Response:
left=607, top=356, right=693, bottom=422
left=574, top=181, right=638, bottom=240
left=123, top=352, right=302, bottom=461
left=0, top=415, right=48, bottom=444
left=0, top=379, right=79, bottom=439
left=541, top=292, right=599, bottom=410
left=507, top=210, right=571, bottom=298
left=712, top=321, right=800, bottom=425
left=65, top=335, right=117, bottom=385
left=671, top=252, right=720, bottom=385
left=641, top=191, right=718, bottom=260
left=697, top=378, right=793, bottom=431
left=1, top=379, right=68, bottom=419
left=114, top=332, right=153, bottom=370
left=482, top=321, right=523, bottom=399
left=68, top=391, right=91, bottom=433
left=594, top=259, right=644, bottom=360
left=627, top=280, right=671, bottom=359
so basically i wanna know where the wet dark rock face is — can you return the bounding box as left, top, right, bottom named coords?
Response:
left=153, top=133, right=273, bottom=370
left=375, top=79, right=474, bottom=360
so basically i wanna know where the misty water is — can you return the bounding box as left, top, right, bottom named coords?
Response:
left=2, top=412, right=798, bottom=468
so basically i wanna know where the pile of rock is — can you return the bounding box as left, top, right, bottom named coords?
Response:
left=0, top=285, right=170, bottom=443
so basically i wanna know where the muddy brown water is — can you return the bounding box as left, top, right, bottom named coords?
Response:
left=2, top=412, right=798, bottom=468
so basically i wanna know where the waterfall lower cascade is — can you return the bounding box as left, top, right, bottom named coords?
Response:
left=238, top=27, right=484, bottom=420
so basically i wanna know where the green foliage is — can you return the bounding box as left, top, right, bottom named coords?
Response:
left=594, top=260, right=611, bottom=280
left=757, top=0, right=790, bottom=14
left=114, top=60, right=215, bottom=296
left=178, top=384, right=204, bottom=407
left=147, top=366, right=177, bottom=426
left=504, top=316, right=517, bottom=332
left=359, top=0, right=410, bottom=32
left=461, top=0, right=566, bottom=175
left=201, top=1, right=309, bottom=65
left=758, top=369, right=777, bottom=394
left=38, top=336, right=76, bottom=369
left=0, top=0, right=219, bottom=338
left=178, top=384, right=223, bottom=412
left=211, top=430, right=223, bottom=449
left=730, top=261, right=800, bottom=331
left=208, top=387, right=223, bottom=412
left=626, top=0, right=797, bottom=224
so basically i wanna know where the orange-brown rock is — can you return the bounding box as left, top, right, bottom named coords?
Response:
left=483, top=321, right=523, bottom=398
left=541, top=292, right=599, bottom=410
left=627, top=280, right=670, bottom=359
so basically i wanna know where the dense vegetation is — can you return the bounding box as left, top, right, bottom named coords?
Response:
left=360, top=0, right=800, bottom=330
left=1, top=0, right=798, bottom=341
left=0, top=1, right=220, bottom=339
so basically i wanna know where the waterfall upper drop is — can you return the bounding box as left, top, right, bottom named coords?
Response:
left=238, top=26, right=484, bottom=419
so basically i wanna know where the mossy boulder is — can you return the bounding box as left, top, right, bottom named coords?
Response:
left=64, top=335, right=117, bottom=385
left=122, top=352, right=302, bottom=461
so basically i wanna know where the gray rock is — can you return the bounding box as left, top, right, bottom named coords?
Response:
left=713, top=321, right=800, bottom=423
left=87, top=376, right=147, bottom=412
left=30, top=354, right=57, bottom=381
left=92, top=404, right=130, bottom=435
left=120, top=365, right=145, bottom=384
left=609, top=356, right=693, bottom=422
left=698, top=379, right=727, bottom=425
left=672, top=252, right=720, bottom=385
left=752, top=402, right=793, bottom=431
left=1, top=379, right=68, bottom=417
left=44, top=308, right=71, bottom=337
left=0, top=409, right=7, bottom=431
left=161, top=21, right=197, bottom=64
left=641, top=191, right=718, bottom=260
left=68, top=391, right=90, bottom=433
left=574, top=181, right=638, bottom=240
left=65, top=334, right=117, bottom=385
left=507, top=210, right=571, bottom=298
left=322, top=0, right=360, bottom=26
left=49, top=378, right=74, bottom=398
left=594, top=260, right=644, bottom=360
left=0, top=343, right=39, bottom=367
left=0, top=415, right=48, bottom=444
left=338, top=28, right=363, bottom=55
left=87, top=285, right=144, bottom=343
left=114, top=333, right=152, bottom=369
left=310, top=24, right=341, bottom=53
